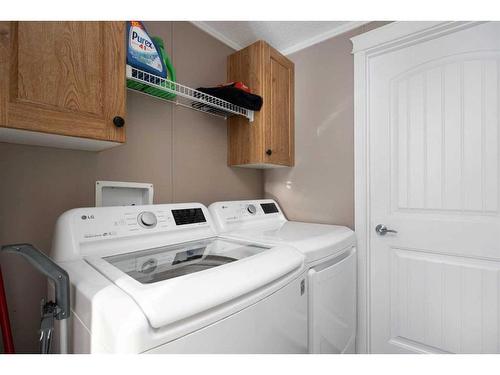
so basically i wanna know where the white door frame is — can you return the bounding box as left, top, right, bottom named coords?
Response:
left=351, top=21, right=485, bottom=353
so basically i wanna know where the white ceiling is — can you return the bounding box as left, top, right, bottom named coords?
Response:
left=191, top=21, right=368, bottom=55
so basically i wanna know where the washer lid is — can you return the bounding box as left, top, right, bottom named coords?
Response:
left=223, top=221, right=356, bottom=263
left=85, top=237, right=305, bottom=328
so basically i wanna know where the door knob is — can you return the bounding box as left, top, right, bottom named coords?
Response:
left=375, top=224, right=397, bottom=235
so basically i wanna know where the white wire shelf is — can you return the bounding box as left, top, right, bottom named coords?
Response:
left=126, top=65, right=254, bottom=122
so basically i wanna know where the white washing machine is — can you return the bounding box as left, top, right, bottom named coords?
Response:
left=209, top=199, right=357, bottom=354
left=50, top=203, right=308, bottom=353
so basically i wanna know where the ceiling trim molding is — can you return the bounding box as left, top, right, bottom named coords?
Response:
left=190, top=21, right=243, bottom=51
left=191, top=21, right=370, bottom=55
left=281, top=21, right=370, bottom=55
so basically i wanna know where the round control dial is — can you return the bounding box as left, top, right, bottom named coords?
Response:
left=247, top=204, right=257, bottom=215
left=138, top=211, right=157, bottom=228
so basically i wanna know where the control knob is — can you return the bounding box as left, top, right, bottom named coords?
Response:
left=138, top=211, right=157, bottom=228
left=247, top=204, right=257, bottom=215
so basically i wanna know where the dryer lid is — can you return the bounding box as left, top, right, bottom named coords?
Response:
left=85, top=237, right=305, bottom=328
left=223, top=221, right=356, bottom=264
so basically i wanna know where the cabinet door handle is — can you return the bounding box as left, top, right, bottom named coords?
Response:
left=266, top=149, right=272, bottom=156
left=113, top=116, right=125, bottom=128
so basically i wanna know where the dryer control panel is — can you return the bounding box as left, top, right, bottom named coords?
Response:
left=209, top=199, right=286, bottom=233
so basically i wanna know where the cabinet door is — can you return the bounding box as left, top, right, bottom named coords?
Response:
left=0, top=22, right=125, bottom=143
left=227, top=41, right=265, bottom=166
left=264, top=45, right=294, bottom=166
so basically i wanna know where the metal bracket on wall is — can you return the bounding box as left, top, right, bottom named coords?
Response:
left=1, top=243, right=70, bottom=353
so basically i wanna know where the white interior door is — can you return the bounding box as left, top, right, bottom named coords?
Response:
left=369, top=22, right=500, bottom=353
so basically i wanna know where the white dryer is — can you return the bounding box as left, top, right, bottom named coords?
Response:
left=209, top=199, right=357, bottom=354
left=50, top=203, right=308, bottom=353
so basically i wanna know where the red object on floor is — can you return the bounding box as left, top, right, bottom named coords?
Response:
left=0, top=265, right=15, bottom=353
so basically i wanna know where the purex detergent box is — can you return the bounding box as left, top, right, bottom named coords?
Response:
left=127, top=21, right=167, bottom=78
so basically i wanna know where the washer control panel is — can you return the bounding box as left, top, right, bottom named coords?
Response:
left=70, top=204, right=211, bottom=243
left=52, top=203, right=217, bottom=262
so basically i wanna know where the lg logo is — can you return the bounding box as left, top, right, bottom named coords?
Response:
left=81, top=214, right=95, bottom=220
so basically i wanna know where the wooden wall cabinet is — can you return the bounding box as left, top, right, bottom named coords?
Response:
left=228, top=40, right=294, bottom=168
left=0, top=21, right=126, bottom=151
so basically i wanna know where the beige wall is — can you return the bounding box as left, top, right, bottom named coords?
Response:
left=264, top=22, right=389, bottom=228
left=0, top=21, right=263, bottom=353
